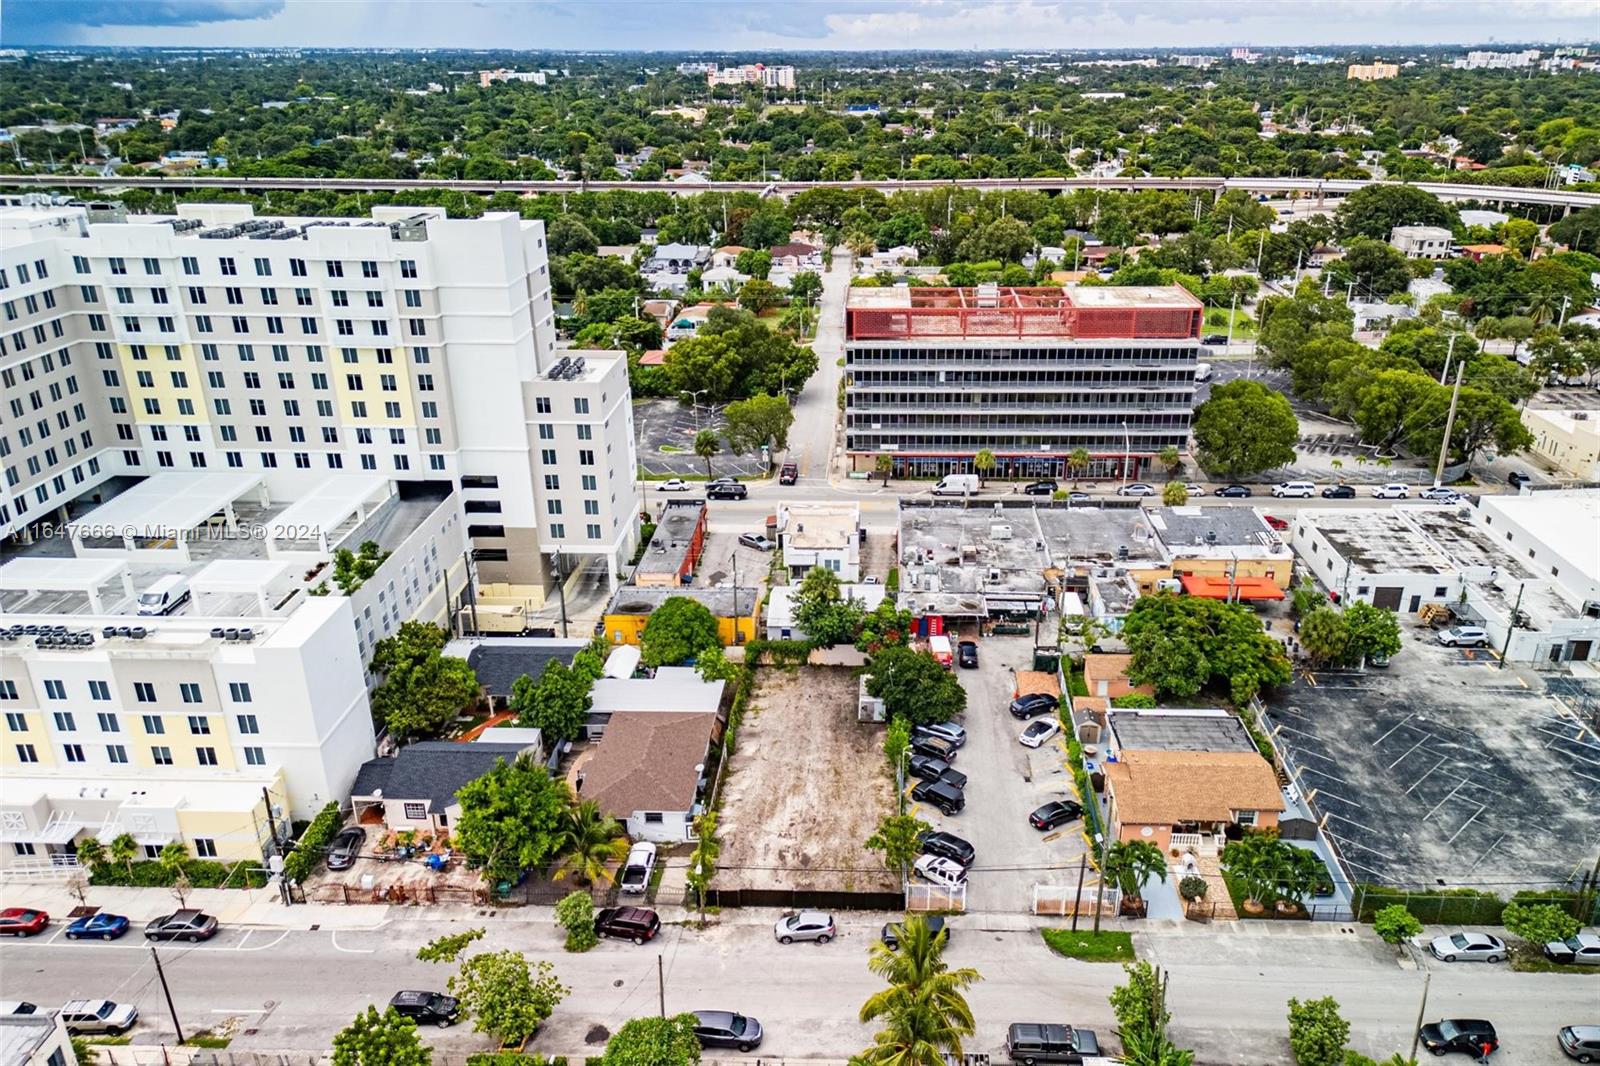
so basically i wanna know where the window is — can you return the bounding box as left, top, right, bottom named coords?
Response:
left=107, top=744, right=128, bottom=764
left=43, top=678, right=66, bottom=700
left=236, top=713, right=259, bottom=734
left=574, top=397, right=590, bottom=414
left=63, top=744, right=85, bottom=764
left=1233, top=809, right=1258, bottom=827
left=643, top=812, right=665, bottom=824
left=403, top=801, right=427, bottom=820
left=228, top=682, right=252, bottom=703
left=188, top=715, right=211, bottom=735
left=88, top=679, right=111, bottom=700
left=151, top=745, right=173, bottom=765
left=326, top=261, right=344, bottom=278
left=134, top=681, right=156, bottom=703
left=243, top=746, right=266, bottom=766
left=3, top=712, right=24, bottom=730
left=52, top=711, right=76, bottom=731
left=142, top=714, right=165, bottom=734
left=361, top=260, right=379, bottom=278
left=181, top=256, right=199, bottom=275
left=97, top=712, right=119, bottom=732
left=195, top=746, right=218, bottom=766
left=219, top=257, right=237, bottom=276
left=194, top=838, right=218, bottom=858
left=16, top=744, right=38, bottom=763
left=400, top=260, right=417, bottom=279
left=535, top=397, right=551, bottom=414
left=290, top=258, right=307, bottom=277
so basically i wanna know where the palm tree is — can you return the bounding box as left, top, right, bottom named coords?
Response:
left=972, top=449, right=996, bottom=487
left=75, top=836, right=107, bottom=872
left=1525, top=290, right=1559, bottom=325
left=693, top=428, right=721, bottom=480
left=552, top=800, right=628, bottom=886
left=846, top=231, right=877, bottom=259
left=109, top=832, right=138, bottom=878
left=1157, top=444, right=1182, bottom=478
left=1103, top=840, right=1168, bottom=915
left=1067, top=447, right=1092, bottom=487
left=859, top=915, right=980, bottom=1059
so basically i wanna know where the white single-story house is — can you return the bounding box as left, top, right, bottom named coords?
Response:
left=765, top=582, right=888, bottom=640
left=349, top=741, right=536, bottom=835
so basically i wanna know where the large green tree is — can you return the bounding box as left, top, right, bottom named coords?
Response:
left=448, top=950, right=569, bottom=1046
left=453, top=757, right=572, bottom=886
left=640, top=595, right=722, bottom=667
left=511, top=659, right=592, bottom=743
left=866, top=646, right=967, bottom=726
left=1122, top=594, right=1291, bottom=704
left=723, top=392, right=795, bottom=453
left=600, top=1014, right=704, bottom=1064
left=332, top=1007, right=431, bottom=1066
left=1334, top=185, right=1457, bottom=241
left=1286, top=996, right=1350, bottom=1066
left=1191, top=380, right=1299, bottom=481
left=369, top=622, right=480, bottom=741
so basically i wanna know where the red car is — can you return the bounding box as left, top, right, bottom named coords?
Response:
left=1263, top=514, right=1289, bottom=531
left=0, top=908, right=50, bottom=937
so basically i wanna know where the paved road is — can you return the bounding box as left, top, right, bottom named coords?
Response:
left=782, top=247, right=849, bottom=486
left=3, top=919, right=1591, bottom=1064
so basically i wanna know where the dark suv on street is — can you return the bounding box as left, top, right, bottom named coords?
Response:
left=595, top=906, right=662, bottom=944
left=1005, top=1023, right=1102, bottom=1064
left=388, top=991, right=460, bottom=1028
left=1418, top=1019, right=1498, bottom=1057
left=1009, top=693, right=1059, bottom=719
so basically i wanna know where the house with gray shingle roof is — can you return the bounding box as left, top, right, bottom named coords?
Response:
left=349, top=740, right=537, bottom=834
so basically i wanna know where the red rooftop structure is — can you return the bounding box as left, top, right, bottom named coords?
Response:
left=845, top=285, right=1202, bottom=342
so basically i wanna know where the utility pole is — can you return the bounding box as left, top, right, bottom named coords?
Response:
left=656, top=955, right=666, bottom=1018
left=1091, top=829, right=1113, bottom=936
left=1408, top=972, right=1431, bottom=1063
left=551, top=553, right=569, bottom=638
left=261, top=786, right=280, bottom=852
left=1497, top=582, right=1525, bottom=671
left=1070, top=853, right=1088, bottom=933
left=1225, top=292, right=1239, bottom=353
left=1432, top=362, right=1465, bottom=488
left=1438, top=333, right=1458, bottom=385
left=151, top=944, right=185, bottom=1044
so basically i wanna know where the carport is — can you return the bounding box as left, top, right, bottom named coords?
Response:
left=0, top=557, right=135, bottom=614
left=189, top=559, right=299, bottom=616
left=1178, top=575, right=1286, bottom=601
left=264, top=475, right=392, bottom=559
left=65, top=471, right=267, bottom=562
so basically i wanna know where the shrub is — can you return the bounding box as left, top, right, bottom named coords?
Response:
left=1286, top=996, right=1350, bottom=1066
left=1501, top=900, right=1580, bottom=946
left=1372, top=904, right=1423, bottom=945
left=89, top=859, right=265, bottom=889
left=1178, top=875, right=1208, bottom=902
left=281, top=801, right=343, bottom=884
left=554, top=890, right=597, bottom=953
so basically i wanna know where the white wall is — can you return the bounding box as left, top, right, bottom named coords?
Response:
left=626, top=809, right=693, bottom=844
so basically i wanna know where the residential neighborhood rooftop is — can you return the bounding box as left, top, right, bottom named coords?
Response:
left=1105, top=749, right=1286, bottom=824
left=1107, top=710, right=1258, bottom=754
left=605, top=585, right=759, bottom=618
left=579, top=711, right=715, bottom=821
left=350, top=741, right=535, bottom=814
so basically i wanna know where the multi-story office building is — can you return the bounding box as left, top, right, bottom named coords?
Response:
left=707, top=64, right=796, bottom=89
left=843, top=284, right=1202, bottom=480
left=1347, top=62, right=1400, bottom=80
left=0, top=199, right=640, bottom=595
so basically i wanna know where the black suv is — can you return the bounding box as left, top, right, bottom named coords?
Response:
left=1022, top=480, right=1057, bottom=496
left=917, top=830, right=975, bottom=867
left=957, top=641, right=978, bottom=668
left=1009, top=693, right=1059, bottom=719
left=707, top=481, right=747, bottom=500
left=595, top=906, right=662, bottom=944
left=908, top=753, right=953, bottom=782
left=911, top=734, right=957, bottom=761
left=1418, top=1019, right=1498, bottom=1057
left=911, top=779, right=965, bottom=815
left=388, top=991, right=460, bottom=1028
left=1005, top=1023, right=1102, bottom=1064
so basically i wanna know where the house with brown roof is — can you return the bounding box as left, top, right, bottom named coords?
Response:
left=575, top=711, right=715, bottom=843
left=1082, top=653, right=1155, bottom=701
left=768, top=242, right=822, bottom=271
left=1103, top=749, right=1284, bottom=857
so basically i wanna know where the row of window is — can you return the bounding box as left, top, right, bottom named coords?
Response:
left=13, top=741, right=264, bottom=766
left=6, top=710, right=257, bottom=735
left=545, top=523, right=608, bottom=540
left=0, top=679, right=250, bottom=702
left=86, top=254, right=417, bottom=281
left=12, top=839, right=218, bottom=859
left=0, top=259, right=51, bottom=287
left=112, top=314, right=429, bottom=339
left=124, top=447, right=446, bottom=474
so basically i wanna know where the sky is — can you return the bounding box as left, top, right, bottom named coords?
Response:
left=5, top=0, right=1598, bottom=51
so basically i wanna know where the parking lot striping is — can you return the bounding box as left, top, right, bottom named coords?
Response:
left=330, top=931, right=375, bottom=954
left=1421, top=778, right=1475, bottom=822
left=1464, top=834, right=1509, bottom=877
left=1291, top=763, right=1353, bottom=791
left=1385, top=735, right=1433, bottom=771
left=1371, top=713, right=1418, bottom=747
left=1322, top=812, right=1383, bottom=841
left=1402, top=756, right=1450, bottom=795
left=235, top=930, right=288, bottom=952
left=1444, top=803, right=1490, bottom=845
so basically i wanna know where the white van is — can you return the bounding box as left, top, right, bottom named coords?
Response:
left=1194, top=362, right=1214, bottom=383
left=136, top=574, right=191, bottom=616
left=1271, top=481, right=1316, bottom=498
left=932, top=474, right=981, bottom=496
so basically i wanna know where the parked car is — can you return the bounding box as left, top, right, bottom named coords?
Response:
left=1508, top=470, right=1531, bottom=488
left=881, top=915, right=947, bottom=949
left=1420, top=486, right=1462, bottom=502
left=1066, top=491, right=1092, bottom=503
left=64, top=913, right=130, bottom=941
left=773, top=911, right=836, bottom=945
left=1418, top=1019, right=1498, bottom=1058
left=707, top=482, right=748, bottom=500
left=1023, top=480, right=1058, bottom=496
left=388, top=991, right=460, bottom=1028
left=917, top=830, right=975, bottom=868
left=692, top=1010, right=764, bottom=1052
left=1272, top=481, right=1317, bottom=498
left=911, top=778, right=966, bottom=816
left=911, top=734, right=958, bottom=762
left=936, top=766, right=969, bottom=790
left=737, top=532, right=774, bottom=551
left=1545, top=932, right=1600, bottom=966
left=912, top=854, right=968, bottom=890
left=0, top=1003, right=39, bottom=1016
left=909, top=753, right=955, bottom=782
left=326, top=826, right=366, bottom=871
left=1263, top=514, right=1289, bottom=531
left=1117, top=482, right=1155, bottom=497
left=1371, top=483, right=1410, bottom=499
left=144, top=910, right=218, bottom=942
left=0, top=909, right=49, bottom=938
left=1560, top=1024, right=1600, bottom=1062
left=778, top=462, right=798, bottom=485
left=619, top=841, right=657, bottom=896
left=1216, top=484, right=1253, bottom=498
left=657, top=479, right=690, bottom=492
left=1184, top=483, right=1206, bottom=497
left=1029, top=800, right=1083, bottom=831
left=1429, top=932, right=1506, bottom=963
left=1201, top=333, right=1229, bottom=346
left=1009, top=693, right=1059, bottom=719
left=957, top=640, right=979, bottom=668
left=595, top=906, right=661, bottom=944
left=1019, top=719, right=1061, bottom=748
left=914, top=721, right=967, bottom=748
left=1005, top=1022, right=1102, bottom=1064
left=1321, top=484, right=1356, bottom=499
left=1437, top=626, right=1489, bottom=648
left=59, top=1000, right=138, bottom=1036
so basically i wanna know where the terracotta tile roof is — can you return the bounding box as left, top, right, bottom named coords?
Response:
left=579, top=711, right=715, bottom=820
left=1015, top=670, right=1061, bottom=698
left=638, top=349, right=668, bottom=366
left=1083, top=653, right=1134, bottom=690
left=1105, top=749, right=1284, bottom=825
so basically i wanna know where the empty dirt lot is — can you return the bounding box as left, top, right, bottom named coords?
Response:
left=717, top=665, right=897, bottom=893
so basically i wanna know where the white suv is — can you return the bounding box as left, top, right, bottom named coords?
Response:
left=913, top=855, right=969, bottom=889
left=1371, top=483, right=1410, bottom=499
left=1272, top=481, right=1316, bottom=498
left=1437, top=626, right=1489, bottom=648
left=60, top=1000, right=138, bottom=1036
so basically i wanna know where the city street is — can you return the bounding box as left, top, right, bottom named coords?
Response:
left=2, top=917, right=1592, bottom=1064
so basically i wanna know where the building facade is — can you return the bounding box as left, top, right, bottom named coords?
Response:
left=1389, top=225, right=1454, bottom=259
left=844, top=285, right=1202, bottom=479
left=1522, top=409, right=1600, bottom=482
left=1347, top=62, right=1400, bottom=80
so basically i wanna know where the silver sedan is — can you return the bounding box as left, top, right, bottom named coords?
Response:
left=1428, top=931, right=1506, bottom=962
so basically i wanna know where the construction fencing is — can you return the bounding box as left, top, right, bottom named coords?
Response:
left=1032, top=882, right=1120, bottom=918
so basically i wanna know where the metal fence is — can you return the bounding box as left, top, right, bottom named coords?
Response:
left=704, top=886, right=906, bottom=911
left=1032, top=883, right=1120, bottom=918
left=304, top=882, right=489, bottom=906
left=906, top=882, right=966, bottom=913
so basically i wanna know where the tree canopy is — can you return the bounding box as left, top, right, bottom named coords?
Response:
left=453, top=757, right=572, bottom=885
left=1122, top=593, right=1292, bottom=705
left=369, top=622, right=479, bottom=741
left=1191, top=380, right=1299, bottom=480
left=640, top=596, right=723, bottom=667
left=866, top=646, right=967, bottom=726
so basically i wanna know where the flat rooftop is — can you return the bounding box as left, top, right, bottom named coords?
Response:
left=1149, top=506, right=1287, bottom=553
left=1524, top=409, right=1600, bottom=434
left=1298, top=506, right=1533, bottom=580
left=1108, top=709, right=1257, bottom=753
left=1034, top=504, right=1166, bottom=567
left=780, top=502, right=858, bottom=549
left=0, top=1012, right=59, bottom=1066
left=635, top=500, right=706, bottom=577
left=606, top=585, right=758, bottom=618
left=1479, top=492, right=1600, bottom=585
left=847, top=284, right=1201, bottom=341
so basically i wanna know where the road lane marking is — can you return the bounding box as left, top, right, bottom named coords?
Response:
left=233, top=930, right=288, bottom=952
left=331, top=931, right=375, bottom=954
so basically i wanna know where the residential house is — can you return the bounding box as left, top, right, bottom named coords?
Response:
left=349, top=741, right=536, bottom=835
left=576, top=711, right=716, bottom=842
left=711, top=246, right=748, bottom=269
left=1082, top=653, right=1156, bottom=701
left=1103, top=749, right=1285, bottom=855
left=638, top=349, right=668, bottom=367
left=444, top=637, right=586, bottom=708
left=1389, top=225, right=1453, bottom=259
left=1459, top=243, right=1509, bottom=262
left=777, top=502, right=862, bottom=582
left=633, top=499, right=708, bottom=588
left=768, top=242, right=822, bottom=272
left=586, top=666, right=725, bottom=739
left=699, top=265, right=748, bottom=292
left=666, top=303, right=716, bottom=340
left=645, top=243, right=710, bottom=274
left=765, top=582, right=887, bottom=640
left=602, top=586, right=760, bottom=647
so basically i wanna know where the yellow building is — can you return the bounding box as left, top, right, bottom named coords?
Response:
left=1348, top=62, right=1399, bottom=80
left=1522, top=409, right=1600, bottom=482
left=602, top=586, right=760, bottom=648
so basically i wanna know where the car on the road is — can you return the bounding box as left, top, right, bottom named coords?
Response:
left=1117, top=482, right=1156, bottom=497
left=910, top=778, right=966, bottom=815
left=65, top=913, right=130, bottom=941
left=1418, top=1019, right=1498, bottom=1058
left=1560, top=1024, right=1600, bottom=1062
left=595, top=906, right=661, bottom=944
left=0, top=1003, right=39, bottom=1016
left=1437, top=626, right=1489, bottom=648
left=1420, top=486, right=1462, bottom=502
left=911, top=734, right=958, bottom=762
left=1009, top=693, right=1059, bottom=719
left=1371, top=482, right=1410, bottom=499
left=144, top=910, right=218, bottom=942
left=1004, top=1022, right=1102, bottom=1064
left=778, top=462, right=798, bottom=485
left=917, top=830, right=975, bottom=868
left=1321, top=484, right=1357, bottom=499
left=1429, top=932, right=1507, bottom=963
left=1023, top=480, right=1058, bottom=496
left=619, top=841, right=657, bottom=896
left=388, top=991, right=460, bottom=1028
left=957, top=640, right=979, bottom=668
left=59, top=1000, right=138, bottom=1036
left=912, top=854, right=968, bottom=890
left=326, top=825, right=367, bottom=871
left=1066, top=491, right=1092, bottom=503
left=1507, top=470, right=1531, bottom=488
left=774, top=910, right=836, bottom=945
left=0, top=908, right=49, bottom=938
left=1271, top=481, right=1317, bottom=498
left=1201, top=333, right=1229, bottom=346
left=881, top=915, right=947, bottom=949
left=1019, top=719, right=1061, bottom=748
left=1262, top=514, right=1289, bottom=531
left=1029, top=800, right=1084, bottom=831
left=1545, top=932, right=1600, bottom=966
left=737, top=532, right=774, bottom=551
left=707, top=481, right=748, bottom=500
left=692, top=1010, right=764, bottom=1052
left=914, top=721, right=967, bottom=748
left=656, top=478, right=690, bottom=492
left=1184, top=483, right=1206, bottom=497
left=1215, top=484, right=1254, bottom=498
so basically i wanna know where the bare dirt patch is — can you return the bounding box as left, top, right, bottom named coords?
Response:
left=717, top=665, right=896, bottom=893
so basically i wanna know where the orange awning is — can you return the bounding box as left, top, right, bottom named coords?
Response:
left=1179, top=574, right=1285, bottom=601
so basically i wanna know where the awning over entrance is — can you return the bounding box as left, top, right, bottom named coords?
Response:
left=1179, top=574, right=1285, bottom=601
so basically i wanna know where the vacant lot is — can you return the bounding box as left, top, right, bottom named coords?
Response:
left=718, top=666, right=896, bottom=893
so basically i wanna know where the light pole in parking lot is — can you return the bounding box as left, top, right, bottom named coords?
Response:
left=1119, top=421, right=1131, bottom=495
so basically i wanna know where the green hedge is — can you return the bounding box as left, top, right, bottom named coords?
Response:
left=1354, top=885, right=1595, bottom=926
left=467, top=1055, right=568, bottom=1066
left=281, top=801, right=342, bottom=883
left=1064, top=732, right=1104, bottom=843
left=89, top=859, right=266, bottom=889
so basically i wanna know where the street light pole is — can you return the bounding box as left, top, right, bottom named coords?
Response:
left=1120, top=420, right=1131, bottom=494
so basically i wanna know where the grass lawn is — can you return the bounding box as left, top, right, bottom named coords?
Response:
left=84, top=1037, right=132, bottom=1046
left=1040, top=929, right=1135, bottom=962
left=184, top=1036, right=232, bottom=1049
left=1509, top=945, right=1600, bottom=974
left=1200, top=306, right=1258, bottom=338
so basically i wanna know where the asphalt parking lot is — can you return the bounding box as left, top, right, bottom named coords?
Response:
left=692, top=525, right=773, bottom=589
left=633, top=398, right=764, bottom=477
left=908, top=634, right=1088, bottom=913
left=1262, top=626, right=1600, bottom=890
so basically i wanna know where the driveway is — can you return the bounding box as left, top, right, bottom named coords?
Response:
left=910, top=634, right=1088, bottom=914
